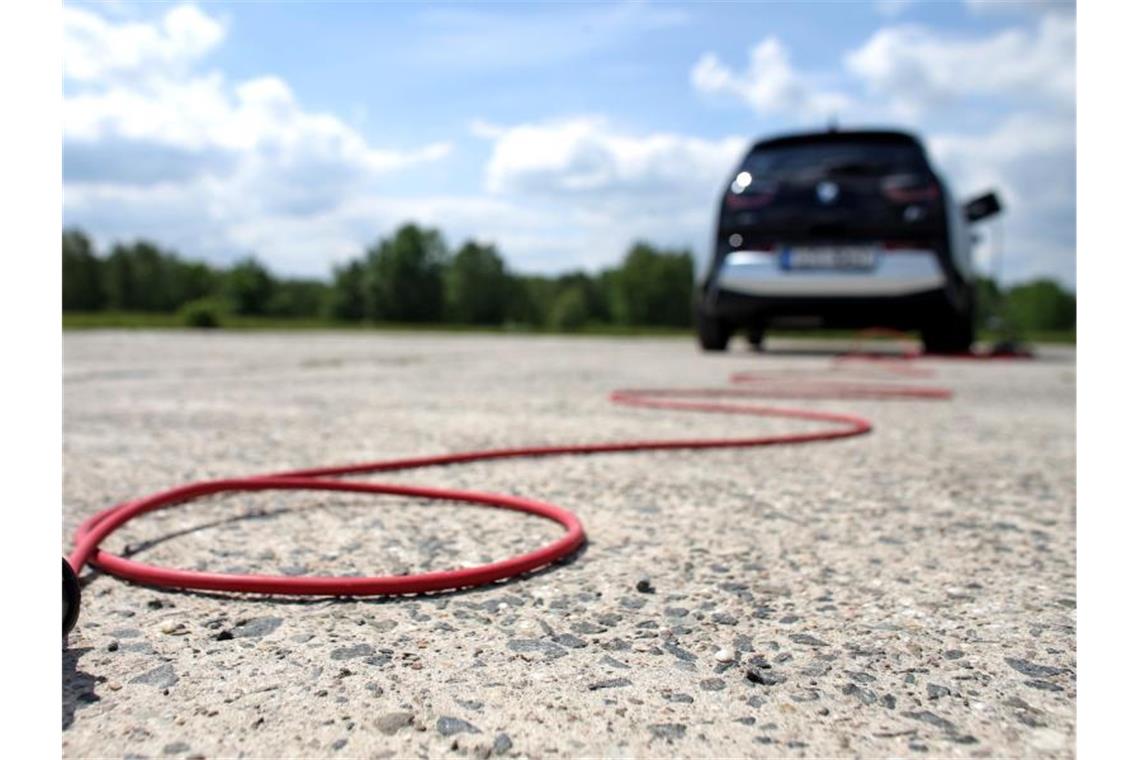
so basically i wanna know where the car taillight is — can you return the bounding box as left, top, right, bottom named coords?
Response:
left=725, top=192, right=775, bottom=210
left=881, top=174, right=940, bottom=203
left=881, top=239, right=927, bottom=251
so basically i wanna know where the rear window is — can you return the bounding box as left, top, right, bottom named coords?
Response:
left=741, top=140, right=927, bottom=179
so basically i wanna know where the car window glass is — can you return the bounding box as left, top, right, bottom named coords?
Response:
left=742, top=143, right=925, bottom=180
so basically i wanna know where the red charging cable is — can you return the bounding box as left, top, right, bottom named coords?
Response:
left=64, top=366, right=953, bottom=630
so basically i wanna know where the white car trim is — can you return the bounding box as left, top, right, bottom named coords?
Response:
left=716, top=248, right=945, bottom=297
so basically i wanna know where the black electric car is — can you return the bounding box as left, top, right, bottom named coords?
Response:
left=695, top=129, right=1000, bottom=353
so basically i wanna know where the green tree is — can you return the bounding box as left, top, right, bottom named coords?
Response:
left=974, top=275, right=1003, bottom=329
left=445, top=241, right=513, bottom=325
left=171, top=260, right=220, bottom=307
left=224, top=257, right=276, bottom=316
left=100, top=240, right=190, bottom=311
left=362, top=224, right=448, bottom=322
left=269, top=279, right=330, bottom=317
left=62, top=229, right=105, bottom=311
left=548, top=284, right=590, bottom=331
left=329, top=260, right=367, bottom=321
left=103, top=244, right=137, bottom=310
left=610, top=242, right=694, bottom=327
left=1006, top=279, right=1076, bottom=332
left=555, top=271, right=611, bottom=325
left=508, top=276, right=556, bottom=327
left=127, top=241, right=173, bottom=310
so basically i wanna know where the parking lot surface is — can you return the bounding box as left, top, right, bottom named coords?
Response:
left=63, top=332, right=1076, bottom=758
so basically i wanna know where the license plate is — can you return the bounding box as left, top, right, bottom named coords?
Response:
left=780, top=246, right=878, bottom=271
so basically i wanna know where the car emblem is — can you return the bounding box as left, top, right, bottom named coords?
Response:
left=816, top=181, right=839, bottom=204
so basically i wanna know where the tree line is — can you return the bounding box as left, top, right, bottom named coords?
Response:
left=63, top=225, right=1075, bottom=333
left=62, top=225, right=695, bottom=330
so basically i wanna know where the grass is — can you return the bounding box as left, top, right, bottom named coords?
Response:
left=62, top=311, right=1076, bottom=344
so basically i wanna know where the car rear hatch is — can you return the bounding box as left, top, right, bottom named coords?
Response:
left=718, top=131, right=947, bottom=248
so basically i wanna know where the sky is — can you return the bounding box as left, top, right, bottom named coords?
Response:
left=62, top=0, right=1076, bottom=287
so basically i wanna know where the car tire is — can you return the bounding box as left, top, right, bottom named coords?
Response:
left=746, top=327, right=766, bottom=351
left=921, top=305, right=975, bottom=355
left=696, top=309, right=731, bottom=352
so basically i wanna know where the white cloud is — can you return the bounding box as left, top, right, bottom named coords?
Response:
left=63, top=3, right=452, bottom=269
left=928, top=113, right=1074, bottom=283
left=690, top=37, right=853, bottom=121
left=65, top=69, right=451, bottom=177
left=63, top=4, right=224, bottom=82
left=846, top=12, right=1075, bottom=116
left=481, top=117, right=745, bottom=204
left=465, top=117, right=751, bottom=270
left=65, top=181, right=579, bottom=275
left=929, top=113, right=1073, bottom=206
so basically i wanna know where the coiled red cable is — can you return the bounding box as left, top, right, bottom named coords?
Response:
left=67, top=367, right=950, bottom=600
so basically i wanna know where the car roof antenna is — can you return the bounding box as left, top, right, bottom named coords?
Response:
left=826, top=115, right=840, bottom=133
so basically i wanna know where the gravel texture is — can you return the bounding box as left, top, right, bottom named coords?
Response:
left=62, top=331, right=1075, bottom=758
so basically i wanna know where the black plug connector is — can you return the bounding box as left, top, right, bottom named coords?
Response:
left=64, top=558, right=81, bottom=635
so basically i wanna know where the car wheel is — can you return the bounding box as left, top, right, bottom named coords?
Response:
left=746, top=327, right=766, bottom=351
left=921, top=307, right=975, bottom=355
left=696, top=309, right=731, bottom=351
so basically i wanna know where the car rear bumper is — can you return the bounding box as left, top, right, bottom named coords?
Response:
left=704, top=279, right=954, bottom=331
left=713, top=248, right=945, bottom=298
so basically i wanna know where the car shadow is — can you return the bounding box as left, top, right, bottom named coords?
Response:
left=727, top=344, right=1063, bottom=362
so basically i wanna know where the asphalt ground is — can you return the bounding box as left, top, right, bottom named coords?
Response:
left=62, top=332, right=1075, bottom=759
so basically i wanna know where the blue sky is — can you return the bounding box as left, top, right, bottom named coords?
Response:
left=63, top=1, right=1075, bottom=286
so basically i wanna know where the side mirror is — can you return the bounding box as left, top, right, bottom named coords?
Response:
left=964, top=191, right=1002, bottom=223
